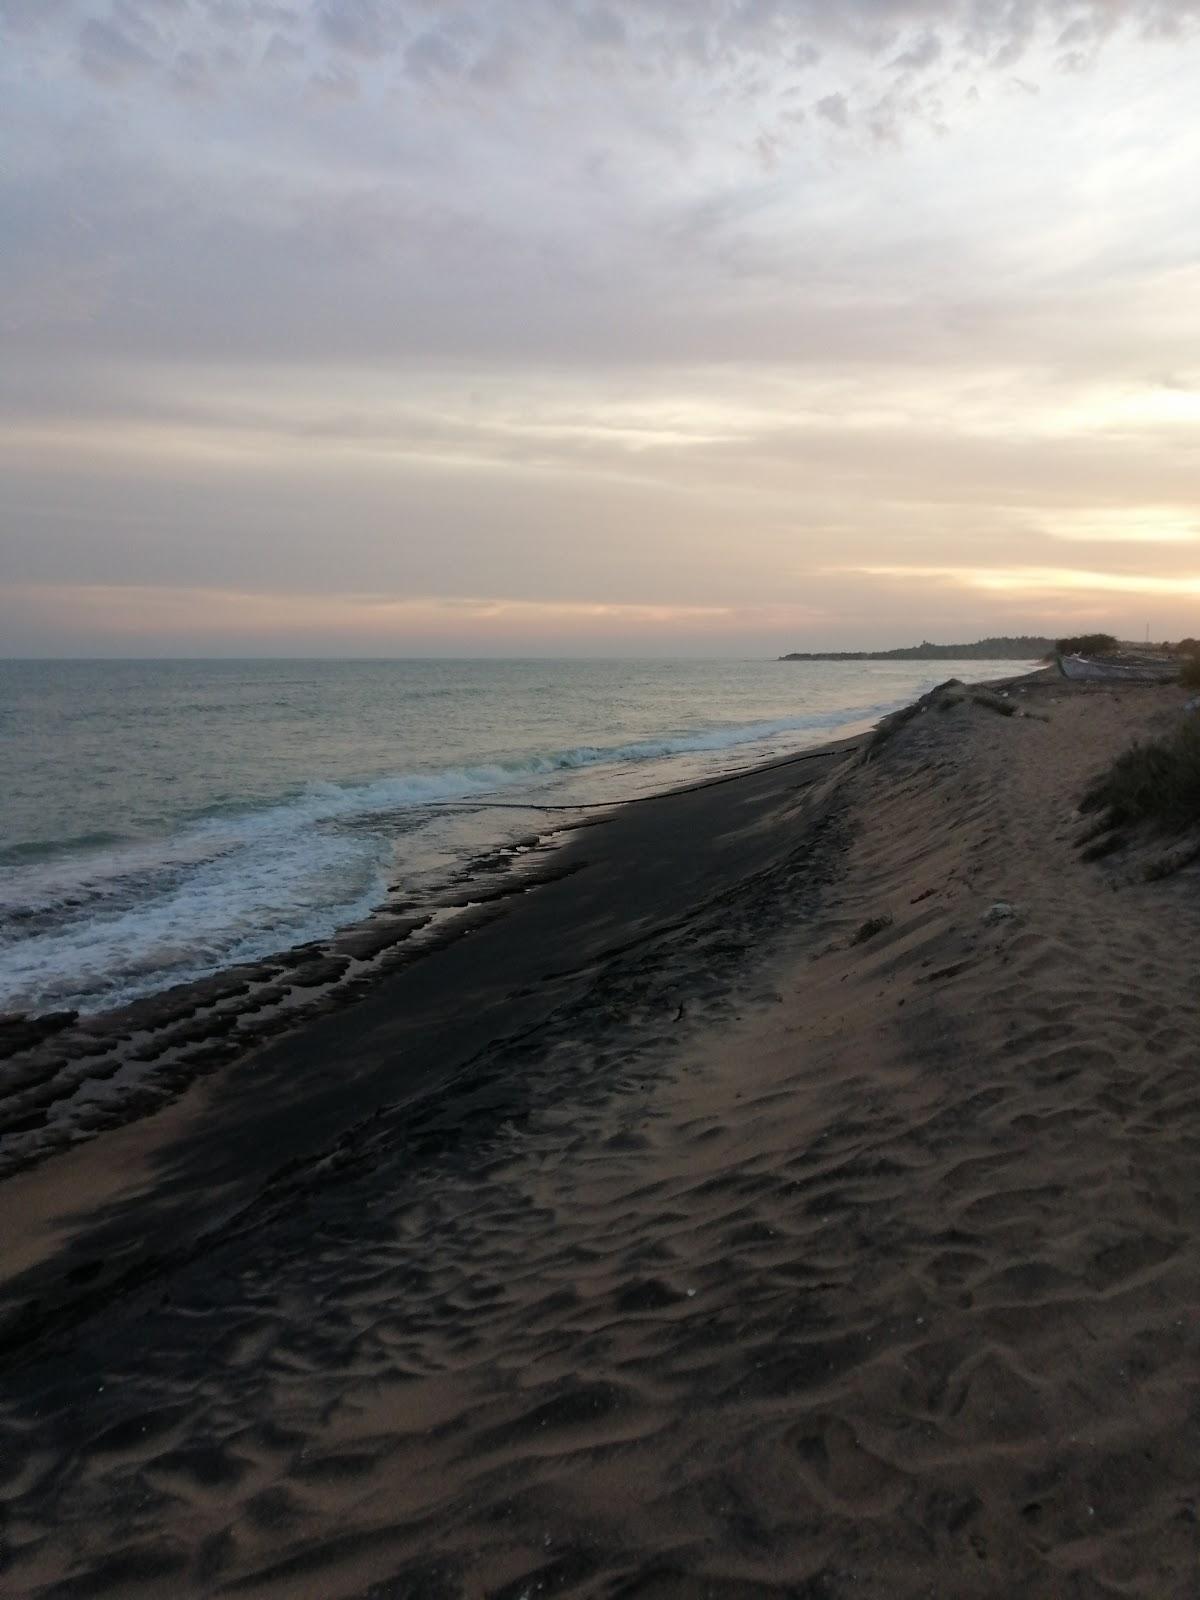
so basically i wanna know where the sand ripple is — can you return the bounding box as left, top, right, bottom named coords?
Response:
left=2, top=681, right=1198, bottom=1598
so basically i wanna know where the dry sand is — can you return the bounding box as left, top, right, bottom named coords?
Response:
left=1, top=677, right=1198, bottom=1598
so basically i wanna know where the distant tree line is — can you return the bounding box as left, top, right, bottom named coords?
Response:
left=779, top=636, right=1054, bottom=661
left=781, top=633, right=1200, bottom=669
left=1057, top=633, right=1199, bottom=661
left=1055, top=634, right=1119, bottom=656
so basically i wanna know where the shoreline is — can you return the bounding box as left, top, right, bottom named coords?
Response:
left=1, top=662, right=1051, bottom=1174
left=5, top=666, right=1198, bottom=1597
left=0, top=730, right=877, bottom=1186
left=0, top=659, right=1040, bottom=1031
left=0, top=670, right=1047, bottom=1340
left=0, top=718, right=872, bottom=1359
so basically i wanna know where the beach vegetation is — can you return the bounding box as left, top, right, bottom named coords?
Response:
left=1080, top=719, right=1200, bottom=833
left=865, top=680, right=960, bottom=754
left=1056, top=633, right=1118, bottom=657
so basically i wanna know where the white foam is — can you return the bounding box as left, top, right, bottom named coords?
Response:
left=0, top=821, right=388, bottom=1015
left=0, top=678, right=994, bottom=1015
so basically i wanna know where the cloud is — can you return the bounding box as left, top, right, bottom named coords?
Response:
left=263, top=30, right=305, bottom=67
left=4, top=3, right=1192, bottom=93
left=850, top=564, right=1200, bottom=598
left=404, top=28, right=463, bottom=82
left=816, top=91, right=851, bottom=127
left=4, top=0, right=1200, bottom=651
left=0, top=0, right=75, bottom=31
left=892, top=29, right=942, bottom=70
left=78, top=15, right=154, bottom=81
left=316, top=0, right=401, bottom=59
left=1038, top=508, right=1200, bottom=544
left=579, top=7, right=626, bottom=49
left=307, top=61, right=359, bottom=99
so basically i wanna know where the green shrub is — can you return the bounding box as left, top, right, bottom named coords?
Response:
left=1057, top=633, right=1118, bottom=656
left=1180, top=655, right=1200, bottom=689
left=1080, top=719, right=1200, bottom=832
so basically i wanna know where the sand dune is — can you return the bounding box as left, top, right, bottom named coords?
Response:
left=2, top=678, right=1198, bottom=1598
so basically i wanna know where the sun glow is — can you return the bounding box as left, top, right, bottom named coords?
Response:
left=1040, top=508, right=1200, bottom=545
left=851, top=565, right=1200, bottom=599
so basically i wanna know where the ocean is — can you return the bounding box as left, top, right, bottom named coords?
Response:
left=0, top=657, right=1030, bottom=1016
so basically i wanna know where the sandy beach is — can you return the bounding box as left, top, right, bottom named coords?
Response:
left=2, top=673, right=1198, bottom=1599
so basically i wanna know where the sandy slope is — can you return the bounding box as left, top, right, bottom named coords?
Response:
left=2, top=679, right=1198, bottom=1599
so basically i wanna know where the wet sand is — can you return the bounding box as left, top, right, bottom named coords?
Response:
left=2, top=676, right=1199, bottom=1598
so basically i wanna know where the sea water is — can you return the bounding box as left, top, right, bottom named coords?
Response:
left=0, top=658, right=1030, bottom=1015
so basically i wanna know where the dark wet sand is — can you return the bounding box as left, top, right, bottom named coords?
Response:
left=2, top=679, right=1199, bottom=1598
left=0, top=732, right=860, bottom=1362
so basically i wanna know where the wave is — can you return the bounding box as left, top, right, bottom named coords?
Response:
left=3, top=695, right=898, bottom=910
left=0, top=822, right=388, bottom=1015
left=181, top=696, right=903, bottom=839
left=0, top=830, right=138, bottom=868
left=0, top=689, right=921, bottom=1014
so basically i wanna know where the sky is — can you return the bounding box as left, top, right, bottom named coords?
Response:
left=2, top=0, right=1199, bottom=657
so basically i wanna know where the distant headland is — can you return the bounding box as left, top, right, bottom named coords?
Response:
left=779, top=636, right=1053, bottom=662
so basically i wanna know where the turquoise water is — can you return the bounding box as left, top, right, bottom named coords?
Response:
left=0, top=658, right=1028, bottom=1014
